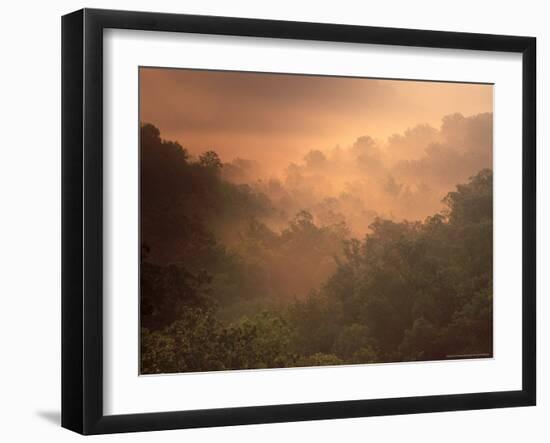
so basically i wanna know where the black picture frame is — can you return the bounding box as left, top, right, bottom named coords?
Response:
left=62, top=8, right=536, bottom=435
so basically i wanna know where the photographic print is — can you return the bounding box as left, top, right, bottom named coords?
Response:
left=139, top=67, right=493, bottom=375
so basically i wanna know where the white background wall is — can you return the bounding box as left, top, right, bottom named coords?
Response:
left=0, top=0, right=546, bottom=441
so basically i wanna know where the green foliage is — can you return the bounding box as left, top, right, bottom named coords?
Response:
left=140, top=260, right=213, bottom=330
left=224, top=312, right=296, bottom=369
left=141, top=310, right=297, bottom=373
left=314, top=168, right=494, bottom=362
left=287, top=291, right=343, bottom=356
left=140, top=125, right=493, bottom=374
left=332, top=324, right=376, bottom=362
left=140, top=123, right=272, bottom=264
left=296, top=353, right=343, bottom=367
left=232, top=211, right=349, bottom=304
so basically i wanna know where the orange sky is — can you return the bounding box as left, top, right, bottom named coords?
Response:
left=139, top=67, right=492, bottom=170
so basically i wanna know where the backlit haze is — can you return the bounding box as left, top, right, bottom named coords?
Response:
left=140, top=67, right=493, bottom=236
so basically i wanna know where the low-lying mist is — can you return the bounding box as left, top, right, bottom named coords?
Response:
left=140, top=111, right=494, bottom=373
left=219, top=112, right=492, bottom=237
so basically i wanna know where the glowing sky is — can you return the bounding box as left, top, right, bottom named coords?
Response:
left=139, top=67, right=492, bottom=169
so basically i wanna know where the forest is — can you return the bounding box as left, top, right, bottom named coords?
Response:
left=140, top=122, right=493, bottom=374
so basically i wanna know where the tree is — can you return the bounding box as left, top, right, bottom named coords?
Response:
left=199, top=150, right=223, bottom=170
left=140, top=123, right=493, bottom=373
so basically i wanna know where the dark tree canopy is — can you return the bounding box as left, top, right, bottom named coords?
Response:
left=140, top=124, right=493, bottom=374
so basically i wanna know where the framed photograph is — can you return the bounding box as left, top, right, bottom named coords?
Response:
left=62, top=8, right=536, bottom=435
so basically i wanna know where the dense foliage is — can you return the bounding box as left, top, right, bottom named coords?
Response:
left=140, top=124, right=493, bottom=374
